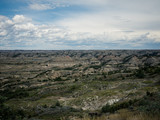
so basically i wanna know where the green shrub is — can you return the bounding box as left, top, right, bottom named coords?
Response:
left=43, top=104, right=48, bottom=108
left=101, top=104, right=110, bottom=113
left=146, top=91, right=153, bottom=96
left=66, top=85, right=80, bottom=93
left=89, top=65, right=101, bottom=69
left=54, top=77, right=63, bottom=81
left=55, top=101, right=61, bottom=107
left=64, top=67, right=73, bottom=70
left=101, top=99, right=137, bottom=113
left=0, top=88, right=29, bottom=99
left=0, top=95, right=7, bottom=103
left=51, top=101, right=61, bottom=108
left=0, top=104, right=25, bottom=120
left=135, top=69, right=145, bottom=78
left=143, top=80, right=153, bottom=84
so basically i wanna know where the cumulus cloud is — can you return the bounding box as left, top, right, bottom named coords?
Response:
left=14, top=23, right=35, bottom=31
left=13, top=15, right=26, bottom=23
left=1, top=0, right=160, bottom=49
left=0, top=30, right=7, bottom=36
left=0, top=14, right=160, bottom=50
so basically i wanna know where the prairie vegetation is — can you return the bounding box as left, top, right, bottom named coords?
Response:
left=0, top=50, right=160, bottom=119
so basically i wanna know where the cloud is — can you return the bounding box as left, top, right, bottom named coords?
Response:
left=13, top=15, right=31, bottom=23
left=27, top=0, right=160, bottom=13
left=1, top=0, right=160, bottom=49
left=29, top=3, right=52, bottom=10
left=0, top=13, right=160, bottom=50
left=28, top=0, right=69, bottom=11
left=27, top=0, right=110, bottom=11
left=25, top=0, right=160, bottom=33
left=0, top=30, right=7, bottom=36
left=14, top=23, right=35, bottom=31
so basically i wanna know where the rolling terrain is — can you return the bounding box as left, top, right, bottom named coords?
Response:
left=0, top=50, right=160, bottom=120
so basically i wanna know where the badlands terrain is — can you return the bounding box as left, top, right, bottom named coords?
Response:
left=0, top=50, right=160, bottom=120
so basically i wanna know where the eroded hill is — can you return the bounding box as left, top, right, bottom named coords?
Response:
left=0, top=50, right=160, bottom=120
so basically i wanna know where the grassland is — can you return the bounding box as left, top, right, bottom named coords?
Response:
left=0, top=50, right=160, bottom=120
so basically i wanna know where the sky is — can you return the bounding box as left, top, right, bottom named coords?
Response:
left=0, top=0, right=160, bottom=50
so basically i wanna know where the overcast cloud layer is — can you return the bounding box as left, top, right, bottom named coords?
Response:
left=0, top=0, right=160, bottom=49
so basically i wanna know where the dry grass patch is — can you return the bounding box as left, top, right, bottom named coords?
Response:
left=78, top=109, right=160, bottom=120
